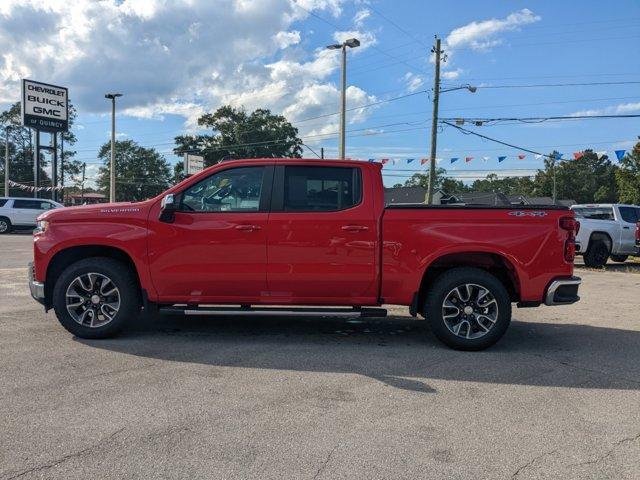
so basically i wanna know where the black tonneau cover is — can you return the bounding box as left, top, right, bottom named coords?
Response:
left=385, top=203, right=569, bottom=210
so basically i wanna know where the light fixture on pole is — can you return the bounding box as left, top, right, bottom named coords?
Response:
left=104, top=93, right=122, bottom=202
left=326, top=38, right=360, bottom=160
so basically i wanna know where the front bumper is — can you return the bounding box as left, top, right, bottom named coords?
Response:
left=28, top=262, right=45, bottom=306
left=544, top=276, right=581, bottom=306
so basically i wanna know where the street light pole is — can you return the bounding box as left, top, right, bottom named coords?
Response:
left=4, top=126, right=10, bottom=197
left=339, top=44, right=347, bottom=160
left=105, top=93, right=122, bottom=202
left=326, top=38, right=360, bottom=160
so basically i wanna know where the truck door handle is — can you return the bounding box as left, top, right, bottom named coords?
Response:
left=341, top=225, right=369, bottom=232
left=623, top=226, right=630, bottom=230
left=235, top=224, right=261, bottom=231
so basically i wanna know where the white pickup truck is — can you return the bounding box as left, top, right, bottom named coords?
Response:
left=571, top=204, right=640, bottom=267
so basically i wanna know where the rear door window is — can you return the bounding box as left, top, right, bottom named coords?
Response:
left=280, top=166, right=362, bottom=212
left=572, top=207, right=614, bottom=220
left=619, top=206, right=639, bottom=224
left=0, top=199, right=8, bottom=207
left=13, top=199, right=47, bottom=210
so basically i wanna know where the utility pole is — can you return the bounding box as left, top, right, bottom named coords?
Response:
left=320, top=147, right=324, bottom=159
left=105, top=93, right=122, bottom=202
left=426, top=37, right=442, bottom=205
left=4, top=126, right=10, bottom=197
left=60, top=134, right=65, bottom=204
left=80, top=162, right=86, bottom=204
left=552, top=158, right=557, bottom=205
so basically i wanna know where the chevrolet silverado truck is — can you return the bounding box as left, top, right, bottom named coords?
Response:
left=29, top=159, right=581, bottom=350
left=571, top=203, right=640, bottom=267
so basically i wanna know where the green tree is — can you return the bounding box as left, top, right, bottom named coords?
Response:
left=615, top=142, right=640, bottom=204
left=173, top=105, right=303, bottom=180
left=403, top=167, right=468, bottom=194
left=97, top=140, right=171, bottom=202
left=471, top=174, right=536, bottom=196
left=532, top=150, right=618, bottom=203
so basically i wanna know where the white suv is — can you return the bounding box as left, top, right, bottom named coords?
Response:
left=0, top=197, right=64, bottom=234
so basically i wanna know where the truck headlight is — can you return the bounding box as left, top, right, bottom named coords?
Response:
left=35, top=220, right=49, bottom=234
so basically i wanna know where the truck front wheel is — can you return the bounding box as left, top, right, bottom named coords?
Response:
left=52, top=257, right=141, bottom=339
left=425, top=268, right=511, bottom=351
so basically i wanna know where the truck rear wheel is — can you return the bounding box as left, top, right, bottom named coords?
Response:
left=424, top=268, right=511, bottom=351
left=584, top=240, right=609, bottom=268
left=52, top=257, right=140, bottom=339
left=610, top=255, right=628, bottom=263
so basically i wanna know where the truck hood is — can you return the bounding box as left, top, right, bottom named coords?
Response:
left=39, top=200, right=153, bottom=223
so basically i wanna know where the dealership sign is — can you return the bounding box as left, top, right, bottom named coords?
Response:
left=21, top=79, right=69, bottom=132
left=184, top=153, right=204, bottom=175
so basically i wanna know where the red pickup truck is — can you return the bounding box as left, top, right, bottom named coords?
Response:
left=29, top=159, right=580, bottom=350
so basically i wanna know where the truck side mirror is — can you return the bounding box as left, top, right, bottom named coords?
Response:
left=159, top=193, right=176, bottom=223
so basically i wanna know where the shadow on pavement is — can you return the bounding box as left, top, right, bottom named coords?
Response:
left=78, top=313, right=640, bottom=394
left=575, top=260, right=640, bottom=273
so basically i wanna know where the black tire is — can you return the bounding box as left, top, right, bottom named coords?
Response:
left=0, top=217, right=12, bottom=234
left=610, top=255, right=628, bottom=263
left=584, top=240, right=610, bottom=268
left=425, top=267, right=512, bottom=351
left=52, top=257, right=141, bottom=339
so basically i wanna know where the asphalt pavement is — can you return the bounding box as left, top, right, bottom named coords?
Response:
left=1, top=232, right=639, bottom=479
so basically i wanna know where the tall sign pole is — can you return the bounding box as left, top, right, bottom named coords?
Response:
left=105, top=93, right=122, bottom=202
left=21, top=79, right=68, bottom=199
left=426, top=37, right=442, bottom=205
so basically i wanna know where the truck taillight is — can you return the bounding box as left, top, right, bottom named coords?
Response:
left=636, top=222, right=640, bottom=244
left=560, top=216, right=577, bottom=262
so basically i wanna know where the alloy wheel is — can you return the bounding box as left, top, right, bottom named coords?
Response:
left=65, top=273, right=120, bottom=328
left=441, top=283, right=499, bottom=339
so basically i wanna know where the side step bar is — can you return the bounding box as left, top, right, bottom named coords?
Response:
left=158, top=305, right=387, bottom=318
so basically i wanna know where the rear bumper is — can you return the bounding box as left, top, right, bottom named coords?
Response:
left=544, top=276, right=581, bottom=306
left=28, top=262, right=45, bottom=306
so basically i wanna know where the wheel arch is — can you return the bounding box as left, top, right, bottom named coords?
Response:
left=588, top=231, right=613, bottom=250
left=44, top=245, right=141, bottom=309
left=415, top=251, right=520, bottom=316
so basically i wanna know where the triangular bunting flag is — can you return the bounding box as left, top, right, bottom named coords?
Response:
left=436, top=158, right=442, bottom=164
left=555, top=153, right=564, bottom=160
left=615, top=150, right=626, bottom=161
left=450, top=157, right=459, bottom=164
left=381, top=158, right=389, bottom=165
left=482, top=156, right=489, bottom=162
left=498, top=156, right=506, bottom=162
left=518, top=154, right=526, bottom=160
left=573, top=151, right=584, bottom=160
left=465, top=156, right=473, bottom=163
left=596, top=151, right=607, bottom=159
left=420, top=158, right=428, bottom=165
left=406, top=158, right=414, bottom=163
left=534, top=154, right=543, bottom=160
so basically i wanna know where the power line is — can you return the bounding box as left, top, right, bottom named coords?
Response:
left=479, top=81, right=640, bottom=89
left=440, top=114, right=640, bottom=124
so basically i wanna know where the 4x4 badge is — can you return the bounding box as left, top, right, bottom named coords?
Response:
left=509, top=211, right=548, bottom=217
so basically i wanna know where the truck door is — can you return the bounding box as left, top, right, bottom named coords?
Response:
left=147, top=165, right=273, bottom=303
left=618, top=206, right=639, bottom=254
left=266, top=164, right=378, bottom=304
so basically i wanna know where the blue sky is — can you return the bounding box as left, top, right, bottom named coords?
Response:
left=1, top=0, right=638, bottom=187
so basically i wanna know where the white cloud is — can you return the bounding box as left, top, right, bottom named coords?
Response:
left=441, top=68, right=463, bottom=80
left=570, top=102, right=640, bottom=117
left=273, top=30, right=301, bottom=49
left=403, top=72, right=424, bottom=92
left=0, top=0, right=382, bottom=140
left=353, top=9, right=370, bottom=27
left=445, top=8, right=541, bottom=52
